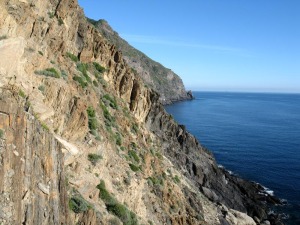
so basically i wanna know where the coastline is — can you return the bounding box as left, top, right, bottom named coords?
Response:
left=163, top=93, right=285, bottom=225
left=162, top=90, right=194, bottom=105
left=220, top=167, right=285, bottom=224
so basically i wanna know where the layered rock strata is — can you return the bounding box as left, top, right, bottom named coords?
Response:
left=0, top=0, right=283, bottom=224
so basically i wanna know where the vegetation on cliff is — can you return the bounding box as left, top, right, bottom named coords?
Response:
left=87, top=18, right=192, bottom=104
left=0, top=0, right=282, bottom=224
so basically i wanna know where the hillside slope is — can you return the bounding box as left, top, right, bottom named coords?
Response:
left=0, top=0, right=282, bottom=224
left=88, top=19, right=193, bottom=105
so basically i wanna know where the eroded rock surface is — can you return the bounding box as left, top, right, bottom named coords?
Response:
left=0, top=0, right=283, bottom=224
left=0, top=90, right=68, bottom=225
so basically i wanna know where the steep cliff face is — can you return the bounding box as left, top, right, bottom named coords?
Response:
left=144, top=97, right=283, bottom=223
left=88, top=19, right=193, bottom=105
left=0, top=89, right=68, bottom=225
left=0, top=0, right=282, bottom=225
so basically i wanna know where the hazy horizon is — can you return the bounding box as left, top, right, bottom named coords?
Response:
left=78, top=0, right=300, bottom=93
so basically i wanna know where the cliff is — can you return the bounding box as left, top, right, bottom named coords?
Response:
left=87, top=19, right=193, bottom=105
left=0, top=0, right=282, bottom=224
left=0, top=89, right=69, bottom=224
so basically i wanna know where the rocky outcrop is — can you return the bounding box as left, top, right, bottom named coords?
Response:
left=88, top=19, right=193, bottom=105
left=0, top=0, right=283, bottom=224
left=0, top=89, right=68, bottom=225
left=143, top=92, right=283, bottom=225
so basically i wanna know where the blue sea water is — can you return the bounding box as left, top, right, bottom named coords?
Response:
left=165, top=92, right=300, bottom=225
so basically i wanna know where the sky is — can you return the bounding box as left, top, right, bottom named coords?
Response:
left=78, top=0, right=300, bottom=93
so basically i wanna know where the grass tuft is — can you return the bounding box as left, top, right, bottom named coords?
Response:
left=48, top=11, right=55, bottom=18
left=102, top=94, right=118, bottom=109
left=18, top=90, right=26, bottom=98
left=128, top=150, right=140, bottom=163
left=100, top=103, right=115, bottom=128
left=88, top=153, right=102, bottom=165
left=73, top=75, right=88, bottom=88
left=115, top=133, right=122, bottom=146
left=69, top=195, right=90, bottom=214
left=66, top=52, right=79, bottom=62
left=129, top=163, right=140, bottom=172
left=58, top=17, right=64, bottom=26
left=41, top=123, right=50, bottom=131
left=93, top=62, right=106, bottom=73
left=0, top=35, right=8, bottom=40
left=0, top=129, right=4, bottom=139
left=173, top=175, right=180, bottom=184
left=96, top=180, right=138, bottom=225
left=87, top=106, right=98, bottom=132
left=35, top=68, right=60, bottom=78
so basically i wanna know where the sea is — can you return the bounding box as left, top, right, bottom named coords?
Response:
left=165, top=91, right=300, bottom=225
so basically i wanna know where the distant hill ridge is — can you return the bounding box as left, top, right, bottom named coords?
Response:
left=88, top=18, right=193, bottom=104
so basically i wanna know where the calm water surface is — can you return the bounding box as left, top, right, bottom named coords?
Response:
left=165, top=92, right=300, bottom=224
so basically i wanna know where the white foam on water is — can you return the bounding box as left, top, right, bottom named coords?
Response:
left=262, top=185, right=274, bottom=196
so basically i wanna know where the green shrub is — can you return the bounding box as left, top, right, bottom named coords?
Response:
left=107, top=203, right=133, bottom=225
left=41, top=123, right=49, bottom=131
left=73, top=75, right=88, bottom=88
left=66, top=52, right=79, bottom=62
left=96, top=180, right=138, bottom=225
left=102, top=94, right=118, bottom=109
left=150, top=148, right=155, bottom=156
left=26, top=47, right=35, bottom=52
left=84, top=73, right=92, bottom=83
left=76, top=63, right=92, bottom=83
left=61, top=70, right=68, bottom=79
left=148, top=176, right=164, bottom=187
left=93, top=66, right=107, bottom=87
left=115, top=133, right=122, bottom=146
left=173, top=175, right=180, bottom=184
left=87, top=106, right=96, bottom=118
left=58, top=17, right=64, bottom=26
left=0, top=129, right=4, bottom=139
left=97, top=180, right=117, bottom=205
left=38, top=85, right=45, bottom=92
left=100, top=103, right=115, bottom=127
left=128, top=150, right=140, bottom=163
left=38, top=51, right=43, bottom=56
left=131, top=123, right=139, bottom=134
left=130, top=142, right=137, bottom=149
left=77, top=63, right=88, bottom=76
left=48, top=11, right=55, bottom=18
left=95, top=135, right=101, bottom=141
left=69, top=196, right=90, bottom=214
left=0, top=35, right=8, bottom=41
left=18, top=90, right=26, bottom=98
left=35, top=68, right=60, bottom=78
left=87, top=106, right=98, bottom=131
left=93, top=80, right=99, bottom=87
left=156, top=152, right=163, bottom=160
left=88, top=153, right=102, bottom=165
left=93, top=62, right=106, bottom=73
left=129, top=163, right=139, bottom=172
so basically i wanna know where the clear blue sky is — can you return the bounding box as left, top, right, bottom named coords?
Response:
left=78, top=0, right=300, bottom=93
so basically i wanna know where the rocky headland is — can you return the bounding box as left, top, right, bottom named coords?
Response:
left=0, top=0, right=283, bottom=224
left=88, top=18, right=193, bottom=105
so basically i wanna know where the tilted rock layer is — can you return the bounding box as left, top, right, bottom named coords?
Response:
left=0, top=0, right=282, bottom=225
left=89, top=19, right=192, bottom=105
